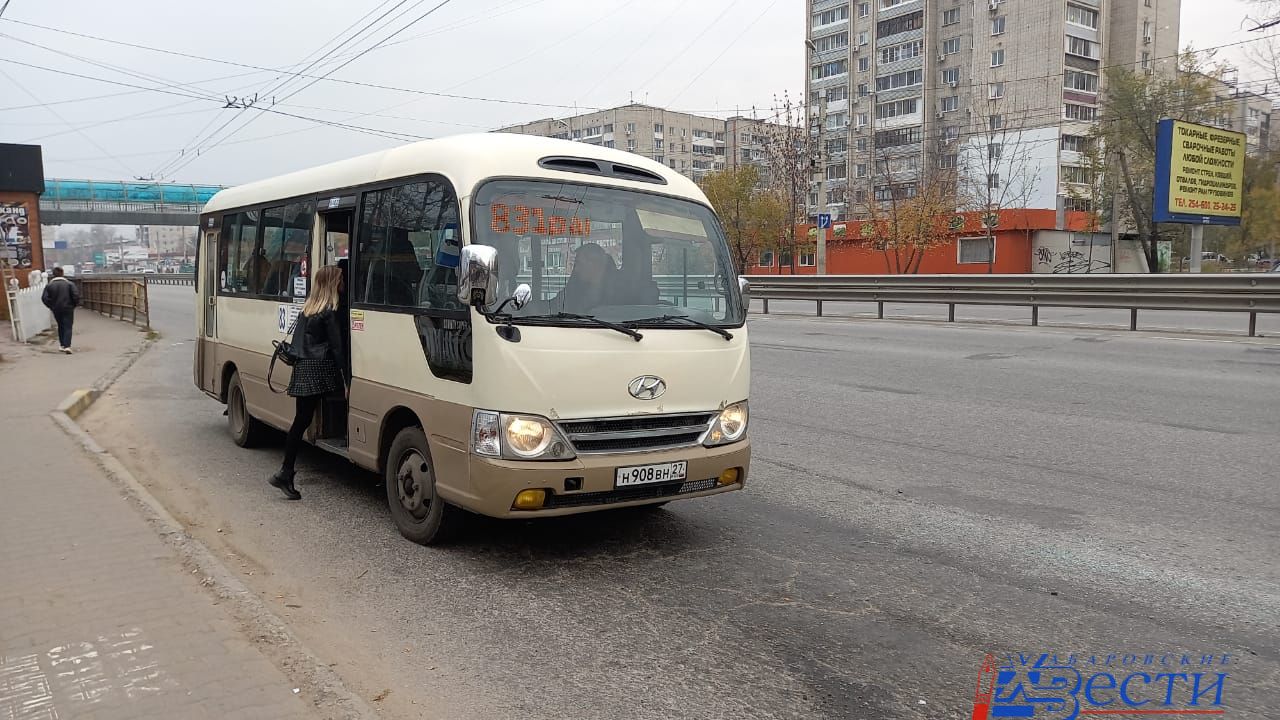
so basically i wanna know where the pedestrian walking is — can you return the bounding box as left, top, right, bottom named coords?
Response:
left=269, top=265, right=348, bottom=500
left=40, top=267, right=80, bottom=354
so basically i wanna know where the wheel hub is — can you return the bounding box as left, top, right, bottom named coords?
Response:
left=396, top=451, right=431, bottom=520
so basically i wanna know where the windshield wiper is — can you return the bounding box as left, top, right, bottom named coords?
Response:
left=552, top=312, right=643, bottom=341
left=628, top=315, right=733, bottom=341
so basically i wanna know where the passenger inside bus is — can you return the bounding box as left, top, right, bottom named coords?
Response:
left=549, top=242, right=616, bottom=313
left=362, top=228, right=422, bottom=305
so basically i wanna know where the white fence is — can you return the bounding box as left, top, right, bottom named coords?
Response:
left=6, top=271, right=53, bottom=343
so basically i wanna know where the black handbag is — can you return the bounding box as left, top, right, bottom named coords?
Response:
left=267, top=314, right=306, bottom=393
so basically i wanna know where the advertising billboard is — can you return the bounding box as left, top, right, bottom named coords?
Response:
left=1152, top=119, right=1245, bottom=226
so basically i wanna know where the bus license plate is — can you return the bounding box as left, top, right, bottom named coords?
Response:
left=615, top=461, right=688, bottom=487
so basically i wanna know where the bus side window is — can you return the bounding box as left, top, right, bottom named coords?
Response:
left=357, top=179, right=460, bottom=311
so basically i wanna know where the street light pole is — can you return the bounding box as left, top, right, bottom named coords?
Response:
left=807, top=39, right=829, bottom=274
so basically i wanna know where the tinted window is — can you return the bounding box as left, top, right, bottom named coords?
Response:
left=357, top=180, right=462, bottom=311
left=219, top=210, right=261, bottom=293
left=259, top=201, right=313, bottom=298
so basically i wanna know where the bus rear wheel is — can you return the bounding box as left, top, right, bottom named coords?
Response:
left=385, top=426, right=465, bottom=545
left=227, top=370, right=269, bottom=448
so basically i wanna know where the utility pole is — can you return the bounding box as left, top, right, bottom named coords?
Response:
left=815, top=88, right=828, bottom=274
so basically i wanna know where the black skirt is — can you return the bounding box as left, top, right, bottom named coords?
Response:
left=287, top=358, right=343, bottom=398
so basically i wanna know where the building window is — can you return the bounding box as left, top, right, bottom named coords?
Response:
left=988, top=82, right=1005, bottom=99
left=991, top=16, right=1006, bottom=35
left=1061, top=165, right=1094, bottom=184
left=940, top=96, right=959, bottom=113
left=991, top=49, right=1005, bottom=67
left=958, top=237, right=994, bottom=264
left=881, top=40, right=923, bottom=64
left=654, top=139, right=664, bottom=150
left=827, top=85, right=850, bottom=101
left=856, top=137, right=867, bottom=151
left=941, top=67, right=960, bottom=85
left=943, top=125, right=960, bottom=143
left=654, top=123, right=664, bottom=133
left=826, top=137, right=847, bottom=154
left=857, top=31, right=870, bottom=46
left=1064, top=70, right=1099, bottom=93
left=875, top=69, right=923, bottom=92
left=857, top=83, right=869, bottom=97
left=1142, top=51, right=1151, bottom=70
left=826, top=164, right=848, bottom=180
left=826, top=189, right=843, bottom=204
left=989, top=114, right=1005, bottom=131
left=987, top=173, right=1000, bottom=189
left=875, top=98, right=919, bottom=120
left=758, top=250, right=774, bottom=267
left=1061, top=135, right=1089, bottom=153
left=626, top=122, right=636, bottom=133
left=1066, top=4, right=1098, bottom=29
left=1066, top=35, right=1099, bottom=59
left=858, top=2, right=870, bottom=18
left=357, top=179, right=460, bottom=309
left=603, top=123, right=613, bottom=133
left=942, top=8, right=960, bottom=26
left=943, top=37, right=961, bottom=55
left=813, top=4, right=850, bottom=26
left=854, top=190, right=868, bottom=204
left=939, top=154, right=958, bottom=169
left=989, top=143, right=1002, bottom=161
left=812, top=32, right=850, bottom=53
left=627, top=139, right=636, bottom=151
left=1064, top=104, right=1097, bottom=121
left=799, top=251, right=816, bottom=267
left=876, top=11, right=924, bottom=39
left=811, top=60, right=849, bottom=80
left=856, top=163, right=868, bottom=178
left=875, top=126, right=924, bottom=147
left=859, top=56, right=871, bottom=72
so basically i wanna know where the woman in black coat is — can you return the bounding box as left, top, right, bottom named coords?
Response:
left=269, top=265, right=348, bottom=500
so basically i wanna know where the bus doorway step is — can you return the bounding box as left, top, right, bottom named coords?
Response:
left=315, top=438, right=349, bottom=458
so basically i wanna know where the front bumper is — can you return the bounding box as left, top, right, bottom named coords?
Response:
left=457, top=440, right=751, bottom=518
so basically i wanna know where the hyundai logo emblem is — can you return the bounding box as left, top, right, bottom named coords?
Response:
left=628, top=375, right=666, bottom=400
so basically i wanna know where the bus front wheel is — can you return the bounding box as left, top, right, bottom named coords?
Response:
left=227, top=370, right=269, bottom=448
left=385, top=426, right=465, bottom=545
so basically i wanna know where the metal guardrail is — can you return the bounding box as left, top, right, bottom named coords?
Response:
left=745, top=274, right=1280, bottom=337
left=75, top=276, right=151, bottom=329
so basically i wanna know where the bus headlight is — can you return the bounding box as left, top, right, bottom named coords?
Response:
left=704, top=401, right=749, bottom=447
left=472, top=410, right=575, bottom=461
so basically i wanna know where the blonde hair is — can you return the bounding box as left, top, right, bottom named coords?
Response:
left=302, top=265, right=342, bottom=316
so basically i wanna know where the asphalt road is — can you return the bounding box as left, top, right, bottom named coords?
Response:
left=84, top=284, right=1280, bottom=719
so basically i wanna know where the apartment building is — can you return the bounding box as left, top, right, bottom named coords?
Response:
left=1191, top=73, right=1275, bottom=155
left=805, top=0, right=1181, bottom=224
left=497, top=104, right=782, bottom=184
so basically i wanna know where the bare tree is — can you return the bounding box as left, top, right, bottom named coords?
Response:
left=859, top=162, right=959, bottom=274
left=761, top=91, right=816, bottom=274
left=957, top=106, right=1043, bottom=273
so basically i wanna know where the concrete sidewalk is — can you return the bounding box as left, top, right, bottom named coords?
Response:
left=0, top=313, right=315, bottom=719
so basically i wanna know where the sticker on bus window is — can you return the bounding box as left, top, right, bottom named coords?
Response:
left=350, top=310, right=365, bottom=332
left=293, top=276, right=307, bottom=297
left=490, top=204, right=591, bottom=236
left=435, top=225, right=460, bottom=268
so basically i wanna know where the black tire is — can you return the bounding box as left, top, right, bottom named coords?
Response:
left=385, top=426, right=465, bottom=545
left=226, top=370, right=270, bottom=448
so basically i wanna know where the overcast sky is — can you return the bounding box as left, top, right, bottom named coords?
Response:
left=0, top=0, right=1271, bottom=186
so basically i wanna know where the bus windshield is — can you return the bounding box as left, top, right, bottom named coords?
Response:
left=472, top=179, right=743, bottom=328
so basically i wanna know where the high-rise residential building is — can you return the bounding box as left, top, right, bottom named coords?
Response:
left=496, top=104, right=782, bottom=184
left=805, top=0, right=1182, bottom=223
left=1193, top=73, right=1275, bottom=155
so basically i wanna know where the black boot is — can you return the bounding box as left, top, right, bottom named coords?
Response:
left=269, top=468, right=301, bottom=500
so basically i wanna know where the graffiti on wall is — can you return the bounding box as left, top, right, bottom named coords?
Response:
left=1036, top=246, right=1112, bottom=273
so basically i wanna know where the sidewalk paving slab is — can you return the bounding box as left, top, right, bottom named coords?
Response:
left=0, top=312, right=317, bottom=719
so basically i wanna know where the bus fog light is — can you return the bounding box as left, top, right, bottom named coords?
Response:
left=718, top=468, right=741, bottom=486
left=513, top=489, right=547, bottom=510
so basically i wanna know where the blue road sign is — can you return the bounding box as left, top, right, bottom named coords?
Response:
left=817, top=213, right=832, bottom=229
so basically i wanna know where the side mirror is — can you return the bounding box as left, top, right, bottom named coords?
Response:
left=738, top=276, right=752, bottom=313
left=512, top=283, right=532, bottom=309
left=457, top=245, right=499, bottom=307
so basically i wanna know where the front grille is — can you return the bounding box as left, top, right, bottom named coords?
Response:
left=558, top=412, right=716, bottom=454
left=543, top=477, right=721, bottom=509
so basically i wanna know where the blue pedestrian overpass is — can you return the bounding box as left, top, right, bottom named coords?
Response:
left=39, top=179, right=225, bottom=226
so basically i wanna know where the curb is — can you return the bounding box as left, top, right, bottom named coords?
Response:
left=50, top=338, right=380, bottom=720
